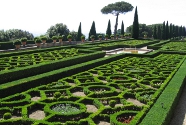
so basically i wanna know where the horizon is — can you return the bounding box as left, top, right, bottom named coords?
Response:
left=0, top=0, right=186, bottom=38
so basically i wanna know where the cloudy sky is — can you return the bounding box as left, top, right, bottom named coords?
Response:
left=0, top=0, right=185, bottom=37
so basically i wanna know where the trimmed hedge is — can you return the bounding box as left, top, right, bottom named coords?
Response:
left=140, top=58, right=186, bottom=125
left=0, top=50, right=105, bottom=84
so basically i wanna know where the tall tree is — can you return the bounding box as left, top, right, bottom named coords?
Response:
left=76, top=22, right=82, bottom=41
left=101, top=1, right=133, bottom=38
left=121, top=20, right=124, bottom=36
left=132, top=6, right=139, bottom=39
left=153, top=25, right=157, bottom=39
left=165, top=21, right=169, bottom=39
left=169, top=23, right=172, bottom=39
left=88, top=21, right=97, bottom=41
left=106, top=19, right=112, bottom=39
left=157, top=25, right=161, bottom=39
left=161, top=21, right=166, bottom=40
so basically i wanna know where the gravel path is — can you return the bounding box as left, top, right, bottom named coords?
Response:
left=170, top=86, right=186, bottom=125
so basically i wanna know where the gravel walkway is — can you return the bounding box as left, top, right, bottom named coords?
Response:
left=170, top=85, right=186, bottom=125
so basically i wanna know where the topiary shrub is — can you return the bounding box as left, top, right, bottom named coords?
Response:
left=54, top=92, right=61, bottom=98
left=3, top=112, right=12, bottom=120
left=109, top=100, right=116, bottom=108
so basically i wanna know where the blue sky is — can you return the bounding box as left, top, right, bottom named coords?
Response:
left=0, top=0, right=186, bottom=37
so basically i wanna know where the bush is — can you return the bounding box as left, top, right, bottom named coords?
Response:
left=109, top=100, right=116, bottom=108
left=40, top=36, right=47, bottom=40
left=90, top=35, right=95, bottom=39
left=58, top=35, right=64, bottom=39
left=21, top=37, right=27, bottom=42
left=35, top=38, right=42, bottom=43
left=13, top=39, right=21, bottom=45
left=52, top=36, right=58, bottom=40
left=67, top=34, right=72, bottom=39
left=54, top=92, right=61, bottom=98
left=3, top=112, right=12, bottom=119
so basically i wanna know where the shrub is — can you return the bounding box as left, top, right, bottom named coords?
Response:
left=67, top=34, right=72, bottom=39
left=109, top=100, right=116, bottom=108
left=52, top=36, right=58, bottom=40
left=81, top=35, right=85, bottom=39
left=110, top=34, right=114, bottom=38
left=21, top=37, right=27, bottom=42
left=35, top=38, right=42, bottom=43
left=105, top=34, right=109, bottom=38
left=13, top=39, right=21, bottom=45
left=58, top=35, right=64, bottom=39
left=98, top=35, right=102, bottom=38
left=3, top=112, right=12, bottom=119
left=40, top=36, right=47, bottom=40
left=90, top=35, right=95, bottom=39
left=54, top=92, right=61, bottom=98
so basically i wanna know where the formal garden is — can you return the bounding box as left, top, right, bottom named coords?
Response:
left=0, top=37, right=185, bottom=125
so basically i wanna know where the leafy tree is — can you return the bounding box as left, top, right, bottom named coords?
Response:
left=132, top=6, right=139, bottom=39
left=77, top=22, right=82, bottom=41
left=0, top=29, right=34, bottom=42
left=121, top=20, right=124, bottom=36
left=46, top=23, right=70, bottom=40
left=101, top=1, right=133, bottom=37
left=106, top=19, right=112, bottom=39
left=88, top=21, right=97, bottom=41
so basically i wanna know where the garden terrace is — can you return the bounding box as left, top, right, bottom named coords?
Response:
left=0, top=50, right=185, bottom=124
left=0, top=48, right=105, bottom=84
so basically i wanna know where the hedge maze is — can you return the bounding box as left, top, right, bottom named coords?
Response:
left=0, top=39, right=186, bottom=125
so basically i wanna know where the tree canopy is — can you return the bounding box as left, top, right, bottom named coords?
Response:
left=101, top=1, right=134, bottom=15
left=46, top=23, right=70, bottom=39
left=101, top=1, right=133, bottom=38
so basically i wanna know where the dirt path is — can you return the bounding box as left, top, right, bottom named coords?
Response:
left=169, top=86, right=186, bottom=125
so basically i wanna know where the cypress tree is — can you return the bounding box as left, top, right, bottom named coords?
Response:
left=106, top=19, right=112, bottom=39
left=172, top=24, right=175, bottom=39
left=162, top=21, right=166, bottom=40
left=153, top=25, right=157, bottom=39
left=121, top=20, right=124, bottom=36
left=88, top=21, right=97, bottom=41
left=77, top=22, right=82, bottom=41
left=182, top=26, right=186, bottom=37
left=179, top=26, right=182, bottom=38
left=165, top=21, right=169, bottom=39
left=169, top=23, right=172, bottom=39
left=132, top=6, right=139, bottom=39
left=157, top=25, right=161, bottom=39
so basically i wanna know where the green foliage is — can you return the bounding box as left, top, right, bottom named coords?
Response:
left=46, top=23, right=70, bottom=39
left=40, top=36, right=47, bottom=40
left=0, top=29, right=34, bottom=42
left=54, top=92, right=61, bottom=98
left=101, top=1, right=133, bottom=14
left=3, top=112, right=12, bottom=119
left=52, top=103, right=80, bottom=114
left=52, top=36, right=58, bottom=40
left=58, top=35, right=64, bottom=39
left=106, top=19, right=112, bottom=39
left=88, top=21, right=97, bottom=41
left=90, top=35, right=95, bottom=39
left=35, top=38, right=42, bottom=43
left=67, top=34, right=72, bottom=39
left=132, top=6, right=139, bottom=39
left=13, top=39, right=21, bottom=45
left=109, top=100, right=116, bottom=108
left=77, top=22, right=82, bottom=41
left=121, top=20, right=124, bottom=35
left=98, top=35, right=102, bottom=38
left=81, top=35, right=85, bottom=39
left=21, top=37, right=27, bottom=42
